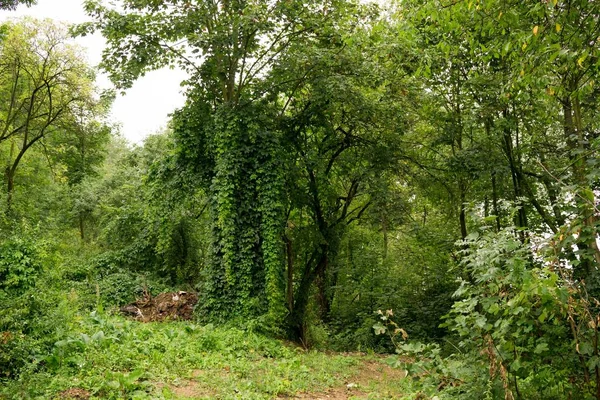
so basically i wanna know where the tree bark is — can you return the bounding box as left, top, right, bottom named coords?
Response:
left=316, top=251, right=330, bottom=321
left=290, top=245, right=327, bottom=343
left=562, top=93, right=600, bottom=276
left=382, top=213, right=388, bottom=260
left=459, top=182, right=468, bottom=240
left=285, top=235, right=294, bottom=313
left=491, top=170, right=501, bottom=232
left=5, top=167, right=14, bottom=210
left=79, top=213, right=85, bottom=241
left=501, top=110, right=528, bottom=239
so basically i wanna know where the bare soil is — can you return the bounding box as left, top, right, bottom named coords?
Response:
left=57, top=388, right=91, bottom=399
left=120, top=291, right=198, bottom=322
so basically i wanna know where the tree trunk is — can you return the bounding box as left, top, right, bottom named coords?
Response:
left=459, top=181, right=468, bottom=240
left=571, top=96, right=600, bottom=267
left=290, top=245, right=327, bottom=344
left=541, top=174, right=564, bottom=227
left=562, top=94, right=600, bottom=276
left=285, top=235, right=294, bottom=313
left=79, top=213, right=85, bottom=241
left=491, top=170, right=501, bottom=232
left=502, top=110, right=527, bottom=239
left=316, top=251, right=330, bottom=321
left=484, top=119, right=502, bottom=232
left=382, top=213, right=388, bottom=260
left=4, top=140, right=15, bottom=211
left=5, top=134, right=42, bottom=211
left=5, top=167, right=14, bottom=210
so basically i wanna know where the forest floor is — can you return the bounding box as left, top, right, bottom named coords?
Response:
left=159, top=357, right=405, bottom=400
left=2, top=312, right=410, bottom=400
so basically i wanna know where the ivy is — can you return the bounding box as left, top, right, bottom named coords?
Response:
left=185, top=102, right=287, bottom=329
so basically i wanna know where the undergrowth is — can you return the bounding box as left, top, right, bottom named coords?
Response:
left=1, top=311, right=405, bottom=399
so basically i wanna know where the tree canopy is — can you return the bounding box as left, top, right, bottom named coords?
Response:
left=0, top=0, right=34, bottom=10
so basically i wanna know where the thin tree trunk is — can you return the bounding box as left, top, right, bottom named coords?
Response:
left=79, top=213, right=85, bottom=241
left=459, top=182, right=468, bottom=240
left=502, top=110, right=527, bottom=239
left=491, top=170, right=501, bottom=232
left=382, top=213, right=388, bottom=260
left=6, top=167, right=14, bottom=210
left=316, top=252, right=329, bottom=321
left=4, top=140, right=15, bottom=211
left=572, top=96, right=600, bottom=267
left=563, top=95, right=600, bottom=276
left=484, top=119, right=502, bottom=232
left=285, top=236, right=294, bottom=313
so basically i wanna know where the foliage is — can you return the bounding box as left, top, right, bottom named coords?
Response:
left=4, top=0, right=600, bottom=399
left=329, top=218, right=456, bottom=351
left=1, top=312, right=404, bottom=399
left=0, top=19, right=102, bottom=212
left=375, top=225, right=600, bottom=399
left=0, top=234, right=78, bottom=377
left=0, top=0, right=34, bottom=10
left=0, top=233, right=42, bottom=292
left=444, top=228, right=578, bottom=398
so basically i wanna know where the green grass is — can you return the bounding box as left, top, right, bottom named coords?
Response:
left=1, top=311, right=408, bottom=399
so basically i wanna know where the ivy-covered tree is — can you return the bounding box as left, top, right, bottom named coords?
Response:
left=79, top=0, right=380, bottom=333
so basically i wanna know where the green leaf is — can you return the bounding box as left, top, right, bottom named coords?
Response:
left=106, top=380, right=121, bottom=389
left=373, top=323, right=386, bottom=335
left=534, top=342, right=548, bottom=354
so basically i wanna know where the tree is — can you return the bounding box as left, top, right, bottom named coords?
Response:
left=0, top=19, right=98, bottom=210
left=403, top=0, right=600, bottom=272
left=393, top=0, right=600, bottom=396
left=0, top=0, right=34, bottom=10
left=272, top=17, right=409, bottom=338
left=80, top=0, right=373, bottom=332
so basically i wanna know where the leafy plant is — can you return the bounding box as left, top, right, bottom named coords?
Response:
left=101, top=369, right=150, bottom=398
left=0, top=236, right=42, bottom=292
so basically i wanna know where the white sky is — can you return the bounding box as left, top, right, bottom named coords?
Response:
left=0, top=0, right=188, bottom=144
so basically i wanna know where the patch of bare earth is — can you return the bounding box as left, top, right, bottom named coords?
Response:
left=156, top=369, right=221, bottom=399
left=280, top=359, right=407, bottom=400
left=57, top=388, right=91, bottom=400
left=168, top=381, right=215, bottom=399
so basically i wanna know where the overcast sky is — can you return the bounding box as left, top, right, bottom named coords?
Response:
left=0, top=0, right=188, bottom=144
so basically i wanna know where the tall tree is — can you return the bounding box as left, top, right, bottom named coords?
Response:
left=273, top=17, right=408, bottom=338
left=0, top=19, right=98, bottom=209
left=80, top=0, right=367, bottom=330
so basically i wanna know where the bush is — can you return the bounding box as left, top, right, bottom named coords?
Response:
left=0, top=277, right=80, bottom=377
left=374, top=227, right=600, bottom=399
left=0, top=236, right=42, bottom=292
left=443, top=228, right=585, bottom=399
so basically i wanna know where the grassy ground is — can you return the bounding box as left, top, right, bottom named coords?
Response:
left=1, top=312, right=407, bottom=400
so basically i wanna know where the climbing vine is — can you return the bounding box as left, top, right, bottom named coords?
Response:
left=81, top=0, right=381, bottom=335
left=175, top=101, right=287, bottom=329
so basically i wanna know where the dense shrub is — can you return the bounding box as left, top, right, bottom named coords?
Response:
left=0, top=236, right=42, bottom=292
left=377, top=227, right=600, bottom=399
